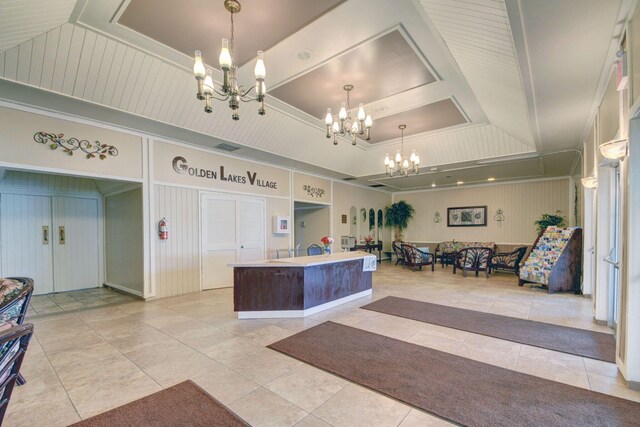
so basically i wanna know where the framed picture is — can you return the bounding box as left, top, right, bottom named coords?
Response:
left=341, top=214, right=347, bottom=224
left=447, top=206, right=487, bottom=227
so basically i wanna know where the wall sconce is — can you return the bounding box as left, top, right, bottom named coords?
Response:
left=581, top=176, right=598, bottom=189
left=433, top=212, right=441, bottom=223
left=599, top=138, right=628, bottom=160
left=494, top=209, right=505, bottom=222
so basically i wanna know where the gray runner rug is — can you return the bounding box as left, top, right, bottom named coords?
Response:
left=269, top=321, right=640, bottom=427
left=361, top=296, right=615, bottom=362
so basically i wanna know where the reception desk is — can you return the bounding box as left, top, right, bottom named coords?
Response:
left=231, top=252, right=376, bottom=319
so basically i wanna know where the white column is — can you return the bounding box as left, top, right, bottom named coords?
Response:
left=618, top=118, right=640, bottom=389
left=582, top=188, right=595, bottom=296
left=594, top=166, right=614, bottom=322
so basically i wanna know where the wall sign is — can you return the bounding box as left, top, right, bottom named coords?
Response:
left=303, top=184, right=325, bottom=198
left=293, top=172, right=331, bottom=203
left=153, top=141, right=289, bottom=197
left=172, top=156, right=277, bottom=189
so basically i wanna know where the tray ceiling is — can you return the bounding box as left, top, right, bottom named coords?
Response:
left=119, top=0, right=345, bottom=67
left=0, top=0, right=627, bottom=190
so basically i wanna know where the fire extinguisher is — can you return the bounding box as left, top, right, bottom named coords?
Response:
left=159, top=217, right=169, bottom=240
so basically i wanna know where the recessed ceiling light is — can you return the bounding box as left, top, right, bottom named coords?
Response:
left=487, top=177, right=496, bottom=181
left=457, top=181, right=464, bottom=185
left=430, top=167, right=438, bottom=171
left=431, top=183, right=436, bottom=187
left=297, top=49, right=313, bottom=61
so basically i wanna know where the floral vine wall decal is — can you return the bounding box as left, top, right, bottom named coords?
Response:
left=34, top=132, right=119, bottom=160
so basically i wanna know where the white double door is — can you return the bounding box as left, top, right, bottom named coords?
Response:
left=201, top=193, right=265, bottom=290
left=0, top=194, right=100, bottom=294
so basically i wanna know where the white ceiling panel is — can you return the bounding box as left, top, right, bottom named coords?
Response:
left=420, top=0, right=535, bottom=147
left=0, top=0, right=77, bottom=53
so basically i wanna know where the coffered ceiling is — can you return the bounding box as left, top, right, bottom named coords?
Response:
left=0, top=0, right=632, bottom=190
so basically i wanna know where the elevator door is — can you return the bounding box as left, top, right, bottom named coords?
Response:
left=0, top=194, right=54, bottom=294
left=0, top=194, right=100, bottom=294
left=53, top=196, right=100, bottom=292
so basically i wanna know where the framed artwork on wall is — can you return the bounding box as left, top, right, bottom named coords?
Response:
left=447, top=206, right=487, bottom=227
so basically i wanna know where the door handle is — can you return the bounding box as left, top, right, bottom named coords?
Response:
left=42, top=226, right=49, bottom=245
left=59, top=226, right=65, bottom=245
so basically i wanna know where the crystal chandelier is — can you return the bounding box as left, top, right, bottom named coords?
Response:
left=192, top=0, right=266, bottom=120
left=384, top=125, right=420, bottom=176
left=324, top=85, right=372, bottom=145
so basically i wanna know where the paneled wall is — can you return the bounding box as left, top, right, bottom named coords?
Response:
left=105, top=188, right=143, bottom=295
left=153, top=185, right=200, bottom=299
left=0, top=170, right=99, bottom=195
left=265, top=197, right=292, bottom=259
left=398, top=178, right=571, bottom=245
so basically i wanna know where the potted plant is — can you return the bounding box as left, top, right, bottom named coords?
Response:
left=384, top=200, right=415, bottom=241
left=534, top=212, right=565, bottom=233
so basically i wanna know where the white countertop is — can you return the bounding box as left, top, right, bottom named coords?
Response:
left=230, top=251, right=376, bottom=268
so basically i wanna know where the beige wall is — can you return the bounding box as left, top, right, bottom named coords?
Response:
left=105, top=188, right=143, bottom=295
left=0, top=106, right=143, bottom=180
left=398, top=178, right=571, bottom=245
left=332, top=181, right=392, bottom=250
left=294, top=206, right=330, bottom=251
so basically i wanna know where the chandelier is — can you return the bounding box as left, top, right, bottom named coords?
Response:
left=384, top=125, right=420, bottom=176
left=324, top=85, right=372, bottom=145
left=192, top=0, right=265, bottom=120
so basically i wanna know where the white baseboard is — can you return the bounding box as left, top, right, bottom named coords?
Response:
left=104, top=281, right=144, bottom=298
left=237, top=289, right=372, bottom=319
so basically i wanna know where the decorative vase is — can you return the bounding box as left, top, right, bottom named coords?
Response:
left=324, top=244, right=331, bottom=255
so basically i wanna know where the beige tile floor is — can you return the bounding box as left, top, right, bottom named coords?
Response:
left=7, top=263, right=640, bottom=426
left=27, top=287, right=140, bottom=317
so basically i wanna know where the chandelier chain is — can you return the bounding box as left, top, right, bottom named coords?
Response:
left=230, top=10, right=235, bottom=59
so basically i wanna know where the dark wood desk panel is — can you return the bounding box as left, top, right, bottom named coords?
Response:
left=233, top=257, right=372, bottom=314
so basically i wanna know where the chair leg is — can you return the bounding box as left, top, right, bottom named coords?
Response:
left=431, top=263, right=434, bottom=272
left=463, top=269, right=467, bottom=278
left=17, top=373, right=26, bottom=386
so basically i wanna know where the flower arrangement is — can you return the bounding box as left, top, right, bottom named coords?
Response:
left=320, top=236, right=334, bottom=255
left=320, top=236, right=334, bottom=245
left=363, top=235, right=374, bottom=244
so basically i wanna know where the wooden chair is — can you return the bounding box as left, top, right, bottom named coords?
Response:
left=453, top=247, right=493, bottom=277
left=392, top=241, right=405, bottom=265
left=489, top=246, right=528, bottom=275
left=400, top=244, right=435, bottom=271
left=0, top=322, right=34, bottom=424
left=306, top=244, right=324, bottom=256
left=0, top=278, right=34, bottom=386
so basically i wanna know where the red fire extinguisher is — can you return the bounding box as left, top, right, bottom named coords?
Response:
left=159, top=217, right=169, bottom=240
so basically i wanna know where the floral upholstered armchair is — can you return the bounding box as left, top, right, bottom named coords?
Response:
left=489, top=246, right=528, bottom=276
left=0, top=321, right=34, bottom=423
left=0, top=278, right=34, bottom=386
left=452, top=247, right=494, bottom=277
left=400, top=244, right=435, bottom=272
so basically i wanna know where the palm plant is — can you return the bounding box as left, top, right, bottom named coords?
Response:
left=384, top=200, right=415, bottom=241
left=534, top=212, right=565, bottom=233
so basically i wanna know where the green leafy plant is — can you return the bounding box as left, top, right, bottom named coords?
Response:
left=384, top=200, right=415, bottom=241
left=534, top=212, right=565, bottom=233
